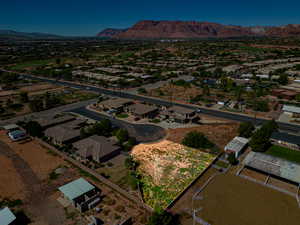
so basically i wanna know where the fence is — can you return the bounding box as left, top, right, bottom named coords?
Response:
left=36, top=138, right=153, bottom=212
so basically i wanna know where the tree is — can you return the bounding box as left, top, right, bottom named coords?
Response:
left=19, top=92, right=29, bottom=103
left=123, top=137, right=136, bottom=151
left=29, top=98, right=44, bottom=112
left=147, top=210, right=180, bottom=225
left=125, top=156, right=139, bottom=170
left=277, top=74, right=289, bottom=85
left=203, top=85, right=210, bottom=96
left=116, top=128, right=129, bottom=143
left=227, top=152, right=238, bottom=165
left=182, top=131, right=214, bottom=149
left=238, top=122, right=255, bottom=138
left=249, top=120, right=278, bottom=152
left=25, top=121, right=43, bottom=137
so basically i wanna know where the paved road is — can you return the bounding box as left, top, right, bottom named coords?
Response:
left=70, top=107, right=166, bottom=143
left=2, top=72, right=300, bottom=145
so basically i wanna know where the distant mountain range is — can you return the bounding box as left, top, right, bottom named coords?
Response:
left=97, top=20, right=300, bottom=39
left=0, top=30, right=63, bottom=39
left=97, top=28, right=128, bottom=38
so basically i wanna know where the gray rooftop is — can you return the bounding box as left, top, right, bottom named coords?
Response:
left=283, top=105, right=300, bottom=114
left=244, top=152, right=300, bottom=184
left=127, top=103, right=158, bottom=116
left=59, top=178, right=95, bottom=201
left=224, top=136, right=249, bottom=153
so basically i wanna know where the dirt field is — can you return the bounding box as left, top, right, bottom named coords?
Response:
left=0, top=132, right=66, bottom=180
left=194, top=174, right=300, bottom=225
left=20, top=83, right=59, bottom=93
left=131, top=140, right=215, bottom=208
left=167, top=123, right=239, bottom=149
left=0, top=155, right=25, bottom=199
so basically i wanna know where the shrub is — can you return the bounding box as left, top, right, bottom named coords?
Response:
left=182, top=131, right=214, bottom=149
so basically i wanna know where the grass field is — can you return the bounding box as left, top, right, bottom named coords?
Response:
left=265, top=145, right=300, bottom=164
left=9, top=59, right=54, bottom=70
left=132, top=140, right=216, bottom=209
left=194, top=174, right=300, bottom=225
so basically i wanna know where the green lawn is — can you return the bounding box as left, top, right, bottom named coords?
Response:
left=116, top=113, right=129, bottom=119
left=265, top=145, right=300, bottom=164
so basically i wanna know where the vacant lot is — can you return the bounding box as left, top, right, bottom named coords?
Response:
left=0, top=132, right=66, bottom=180
left=0, top=155, right=25, bottom=199
left=195, top=174, right=300, bottom=225
left=131, top=140, right=215, bottom=209
left=167, top=123, right=239, bottom=149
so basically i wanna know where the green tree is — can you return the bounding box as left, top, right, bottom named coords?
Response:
left=203, top=85, right=210, bottom=96
left=147, top=210, right=180, bottom=225
left=238, top=122, right=255, bottom=138
left=182, top=131, right=214, bottom=149
left=29, top=98, right=44, bottom=112
left=25, top=121, right=43, bottom=137
left=19, top=92, right=29, bottom=103
left=116, top=128, right=129, bottom=144
left=278, top=74, right=289, bottom=85
left=125, top=156, right=139, bottom=170
left=249, top=120, right=278, bottom=152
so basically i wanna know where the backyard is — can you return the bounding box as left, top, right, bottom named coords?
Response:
left=265, top=145, right=300, bottom=164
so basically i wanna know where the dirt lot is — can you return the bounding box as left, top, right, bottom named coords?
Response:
left=131, top=140, right=215, bottom=208
left=0, top=132, right=66, bottom=180
left=0, top=131, right=149, bottom=225
left=240, top=167, right=268, bottom=182
left=167, top=123, right=239, bottom=149
left=0, top=155, right=25, bottom=199
left=20, top=83, right=60, bottom=93
left=194, top=173, right=300, bottom=225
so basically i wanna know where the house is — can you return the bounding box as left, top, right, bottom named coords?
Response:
left=282, top=105, right=300, bottom=118
left=272, top=89, right=297, bottom=100
left=73, top=135, right=121, bottom=163
left=58, top=178, right=100, bottom=212
left=224, top=137, right=249, bottom=158
left=126, top=103, right=159, bottom=119
left=98, top=98, right=133, bottom=113
left=0, top=207, right=16, bottom=225
left=8, top=130, right=27, bottom=141
left=44, top=119, right=85, bottom=145
left=165, top=106, right=199, bottom=123
left=34, top=114, right=76, bottom=129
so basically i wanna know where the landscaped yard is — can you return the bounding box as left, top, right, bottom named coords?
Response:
left=131, top=140, right=216, bottom=209
left=265, top=145, right=300, bottom=164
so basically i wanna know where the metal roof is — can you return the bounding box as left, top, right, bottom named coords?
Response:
left=0, top=207, right=16, bottom=225
left=282, top=105, right=300, bottom=114
left=244, top=152, right=300, bottom=184
left=2, top=124, right=19, bottom=130
left=58, top=178, right=95, bottom=200
left=224, top=136, right=249, bottom=153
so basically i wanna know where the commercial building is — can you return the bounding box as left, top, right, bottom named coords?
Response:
left=243, top=152, right=300, bottom=185
left=224, top=137, right=249, bottom=158
left=58, top=178, right=100, bottom=212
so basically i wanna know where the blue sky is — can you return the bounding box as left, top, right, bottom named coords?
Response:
left=1, top=0, right=300, bottom=36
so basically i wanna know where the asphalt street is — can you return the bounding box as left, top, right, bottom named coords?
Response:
left=2, top=71, right=300, bottom=145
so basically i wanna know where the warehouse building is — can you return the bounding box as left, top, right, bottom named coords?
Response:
left=243, top=152, right=300, bottom=185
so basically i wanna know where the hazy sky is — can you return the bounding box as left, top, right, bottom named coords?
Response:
left=1, top=0, right=300, bottom=36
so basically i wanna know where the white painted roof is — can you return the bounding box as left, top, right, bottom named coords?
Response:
left=283, top=105, right=300, bottom=114
left=225, top=136, right=249, bottom=153
left=59, top=178, right=95, bottom=201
